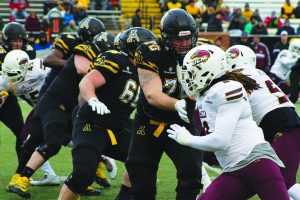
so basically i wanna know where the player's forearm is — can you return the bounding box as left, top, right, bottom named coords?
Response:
left=79, top=78, right=97, bottom=102
left=43, top=54, right=67, bottom=69
left=146, top=91, right=178, bottom=111
left=187, top=134, right=228, bottom=152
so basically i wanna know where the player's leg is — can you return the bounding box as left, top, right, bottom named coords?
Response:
left=30, top=161, right=60, bottom=186
left=244, top=158, right=289, bottom=199
left=271, top=128, right=300, bottom=200
left=0, top=94, right=24, bottom=159
left=126, top=116, right=163, bottom=200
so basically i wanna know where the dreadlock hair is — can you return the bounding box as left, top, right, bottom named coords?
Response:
left=223, top=69, right=261, bottom=93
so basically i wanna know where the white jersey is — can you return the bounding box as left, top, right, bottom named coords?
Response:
left=197, top=80, right=266, bottom=171
left=0, top=59, right=50, bottom=106
left=270, top=49, right=298, bottom=80
left=242, top=67, right=294, bottom=125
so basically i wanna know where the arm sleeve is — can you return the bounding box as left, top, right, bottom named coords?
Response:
left=187, top=99, right=244, bottom=151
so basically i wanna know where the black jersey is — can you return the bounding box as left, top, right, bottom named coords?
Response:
left=135, top=39, right=181, bottom=122
left=78, top=50, right=140, bottom=128
left=0, top=44, right=36, bottom=69
left=46, top=42, right=100, bottom=112
left=40, top=33, right=83, bottom=94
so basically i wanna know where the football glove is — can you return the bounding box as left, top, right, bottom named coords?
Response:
left=88, top=97, right=110, bottom=115
left=0, top=90, right=9, bottom=108
left=167, top=124, right=193, bottom=146
left=175, top=99, right=190, bottom=123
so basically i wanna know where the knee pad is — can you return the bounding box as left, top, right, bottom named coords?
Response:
left=36, top=144, right=61, bottom=160
left=64, top=170, right=95, bottom=194
left=126, top=161, right=157, bottom=200
left=176, top=176, right=202, bottom=200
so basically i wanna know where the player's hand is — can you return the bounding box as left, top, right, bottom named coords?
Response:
left=0, top=90, right=9, bottom=108
left=167, top=124, right=193, bottom=145
left=88, top=97, right=110, bottom=115
left=175, top=99, right=190, bottom=123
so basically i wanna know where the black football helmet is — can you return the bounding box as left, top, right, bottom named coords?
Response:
left=160, top=9, right=198, bottom=60
left=2, top=22, right=27, bottom=50
left=93, top=32, right=116, bottom=52
left=119, top=27, right=156, bottom=58
left=113, top=31, right=123, bottom=51
left=78, top=17, right=106, bottom=43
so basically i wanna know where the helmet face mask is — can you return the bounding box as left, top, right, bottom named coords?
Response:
left=2, top=50, right=29, bottom=83
left=119, top=27, right=156, bottom=58
left=78, top=17, right=106, bottom=43
left=225, top=45, right=256, bottom=71
left=160, top=9, right=198, bottom=60
left=289, top=39, right=300, bottom=58
left=178, top=44, right=226, bottom=99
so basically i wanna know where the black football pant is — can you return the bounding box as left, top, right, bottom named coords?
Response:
left=0, top=94, right=24, bottom=160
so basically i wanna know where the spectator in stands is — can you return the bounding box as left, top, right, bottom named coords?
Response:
left=27, top=32, right=36, bottom=46
left=131, top=8, right=142, bottom=27
left=0, top=16, right=4, bottom=30
left=253, top=9, right=262, bottom=22
left=202, top=0, right=219, bottom=9
left=108, top=0, right=121, bottom=10
left=276, top=18, right=295, bottom=35
left=272, top=30, right=289, bottom=63
left=235, top=8, right=247, bottom=26
left=242, top=2, right=254, bottom=22
left=207, top=13, right=223, bottom=32
left=250, top=35, right=271, bottom=73
left=244, top=16, right=256, bottom=34
left=33, top=32, right=52, bottom=52
left=167, top=0, right=182, bottom=10
left=294, top=1, right=300, bottom=18
left=281, top=0, right=295, bottom=19
left=25, top=11, right=42, bottom=32
left=237, top=31, right=250, bottom=46
left=228, top=15, right=244, bottom=32
left=62, top=0, right=74, bottom=11
left=217, top=5, right=230, bottom=22
left=264, top=10, right=282, bottom=28
left=214, top=36, right=225, bottom=50
left=73, top=0, right=89, bottom=10
left=63, top=19, right=79, bottom=32
left=48, top=2, right=66, bottom=18
left=73, top=3, right=88, bottom=25
left=201, top=5, right=215, bottom=23
left=43, top=0, right=58, bottom=15
left=185, top=0, right=200, bottom=19
left=9, top=0, right=29, bottom=19
left=251, top=21, right=268, bottom=35
left=64, top=7, right=75, bottom=26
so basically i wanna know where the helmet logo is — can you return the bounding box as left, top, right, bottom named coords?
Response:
left=97, top=33, right=108, bottom=42
left=190, top=50, right=210, bottom=64
left=80, top=18, right=91, bottom=30
left=178, top=31, right=191, bottom=36
left=127, top=30, right=139, bottom=43
left=227, top=48, right=240, bottom=59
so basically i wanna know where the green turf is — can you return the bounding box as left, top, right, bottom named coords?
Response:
left=0, top=101, right=299, bottom=200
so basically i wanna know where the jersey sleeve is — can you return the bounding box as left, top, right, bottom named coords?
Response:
left=92, top=51, right=120, bottom=81
left=135, top=41, right=160, bottom=74
left=213, top=80, right=246, bottom=107
left=73, top=42, right=100, bottom=61
left=53, top=34, right=80, bottom=58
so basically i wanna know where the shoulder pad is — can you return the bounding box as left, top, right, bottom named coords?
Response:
left=211, top=81, right=245, bottom=106
left=74, top=43, right=99, bottom=61
left=89, top=51, right=121, bottom=73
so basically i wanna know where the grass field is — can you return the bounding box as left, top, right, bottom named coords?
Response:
left=0, top=101, right=299, bottom=200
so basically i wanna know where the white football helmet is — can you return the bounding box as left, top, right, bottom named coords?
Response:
left=2, top=50, right=29, bottom=83
left=178, top=44, right=226, bottom=99
left=289, top=39, right=300, bottom=58
left=225, top=45, right=256, bottom=70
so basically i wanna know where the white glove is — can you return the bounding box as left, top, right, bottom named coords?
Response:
left=175, top=99, right=190, bottom=123
left=167, top=124, right=193, bottom=146
left=88, top=97, right=111, bottom=115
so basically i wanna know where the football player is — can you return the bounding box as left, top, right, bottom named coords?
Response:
left=0, top=50, right=61, bottom=188
left=57, top=27, right=156, bottom=200
left=125, top=9, right=203, bottom=200
left=0, top=22, right=36, bottom=169
left=225, top=44, right=300, bottom=200
left=6, top=25, right=107, bottom=198
left=269, top=39, right=300, bottom=95
left=168, top=44, right=289, bottom=199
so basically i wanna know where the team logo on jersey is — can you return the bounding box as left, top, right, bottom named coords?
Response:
left=227, top=48, right=240, bottom=59
left=190, top=50, right=210, bottom=64
left=83, top=124, right=92, bottom=132
left=127, top=30, right=139, bottom=43
left=168, top=67, right=173, bottom=72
